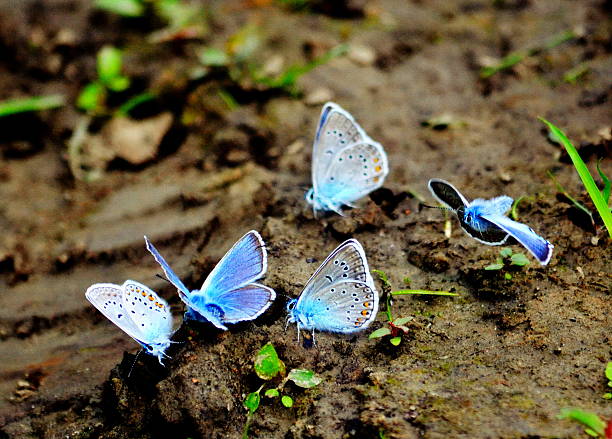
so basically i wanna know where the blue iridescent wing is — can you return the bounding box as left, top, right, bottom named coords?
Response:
left=317, top=141, right=388, bottom=207
left=469, top=196, right=513, bottom=217
left=144, top=236, right=190, bottom=298
left=480, top=214, right=554, bottom=265
left=428, top=179, right=470, bottom=211
left=121, top=280, right=172, bottom=342
left=211, top=283, right=276, bottom=324
left=459, top=197, right=514, bottom=245
left=312, top=102, right=367, bottom=196
left=295, top=281, right=378, bottom=333
left=200, top=230, right=267, bottom=295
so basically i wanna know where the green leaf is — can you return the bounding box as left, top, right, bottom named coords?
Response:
left=540, top=118, right=612, bottom=237
left=510, top=196, right=526, bottom=220
left=264, top=388, right=279, bottom=398
left=558, top=408, right=606, bottom=436
left=95, top=0, right=144, bottom=17
left=243, top=388, right=262, bottom=414
left=603, top=393, right=612, bottom=400
left=254, top=342, right=285, bottom=380
left=77, top=82, right=106, bottom=112
left=389, top=337, right=401, bottom=346
left=106, top=75, right=130, bottom=92
left=281, top=395, right=293, bottom=408
left=0, top=94, right=65, bottom=117
left=199, top=48, right=229, bottom=66
left=500, top=247, right=513, bottom=258
left=504, top=272, right=512, bottom=280
left=372, top=269, right=391, bottom=288
left=402, top=276, right=412, bottom=286
left=484, top=263, right=504, bottom=271
left=605, top=362, right=612, bottom=385
left=97, top=46, right=124, bottom=86
left=597, top=159, right=611, bottom=205
left=393, top=317, right=413, bottom=326
left=287, top=369, right=322, bottom=388
left=116, top=91, right=156, bottom=116
left=510, top=253, right=530, bottom=266
left=392, top=289, right=458, bottom=296
left=369, top=327, right=392, bottom=339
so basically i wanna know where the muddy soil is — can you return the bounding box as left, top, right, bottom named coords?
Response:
left=0, top=0, right=610, bottom=438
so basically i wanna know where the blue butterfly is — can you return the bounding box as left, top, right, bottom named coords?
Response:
left=144, top=231, right=276, bottom=330
left=306, top=102, right=389, bottom=216
left=428, top=178, right=554, bottom=265
left=86, top=280, right=173, bottom=365
left=286, top=239, right=379, bottom=341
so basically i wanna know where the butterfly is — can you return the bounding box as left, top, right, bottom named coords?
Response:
left=428, top=178, right=554, bottom=265
left=286, top=239, right=379, bottom=342
left=306, top=102, right=389, bottom=216
left=144, top=231, right=276, bottom=330
left=85, top=280, right=173, bottom=365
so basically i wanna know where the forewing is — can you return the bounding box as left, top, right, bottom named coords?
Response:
left=85, top=283, right=144, bottom=342
left=121, top=280, right=172, bottom=341
left=297, top=281, right=378, bottom=333
left=298, top=239, right=372, bottom=307
left=469, top=196, right=513, bottom=216
left=144, top=236, right=190, bottom=297
left=212, top=283, right=276, bottom=324
left=312, top=102, right=367, bottom=193
left=318, top=141, right=388, bottom=205
left=481, top=214, right=554, bottom=265
left=428, top=179, right=470, bottom=211
left=201, top=230, right=267, bottom=296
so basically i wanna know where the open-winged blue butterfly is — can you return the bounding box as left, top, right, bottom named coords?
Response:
left=306, top=102, right=389, bottom=216
left=286, top=239, right=379, bottom=342
left=428, top=178, right=554, bottom=265
left=86, top=280, right=173, bottom=364
left=144, top=231, right=276, bottom=330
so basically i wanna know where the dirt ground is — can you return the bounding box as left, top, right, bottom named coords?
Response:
left=0, top=0, right=610, bottom=438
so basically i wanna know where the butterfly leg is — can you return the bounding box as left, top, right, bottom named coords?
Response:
left=311, top=328, right=317, bottom=346
left=296, top=323, right=301, bottom=344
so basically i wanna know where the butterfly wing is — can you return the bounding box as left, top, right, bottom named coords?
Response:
left=86, top=282, right=145, bottom=343
left=480, top=214, right=554, bottom=265
left=457, top=209, right=510, bottom=245
left=428, top=179, right=470, bottom=210
left=295, top=281, right=378, bottom=333
left=121, top=280, right=172, bottom=341
left=312, top=102, right=367, bottom=195
left=200, top=230, right=267, bottom=296
left=209, top=283, right=276, bottom=324
left=144, top=236, right=190, bottom=298
left=317, top=141, right=389, bottom=206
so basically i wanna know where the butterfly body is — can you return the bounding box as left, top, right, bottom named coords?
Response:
left=428, top=178, right=554, bottom=265
left=287, top=239, right=379, bottom=339
left=307, top=102, right=389, bottom=216
left=145, top=231, right=276, bottom=330
left=85, top=280, right=172, bottom=364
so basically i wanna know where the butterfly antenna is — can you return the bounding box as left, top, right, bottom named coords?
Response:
left=127, top=349, right=143, bottom=378
left=155, top=273, right=171, bottom=284
left=421, top=203, right=450, bottom=211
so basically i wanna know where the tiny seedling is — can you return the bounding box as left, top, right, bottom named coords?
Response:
left=541, top=118, right=612, bottom=237
left=77, top=45, right=131, bottom=114
left=558, top=408, right=611, bottom=439
left=0, top=94, right=65, bottom=118
left=480, top=30, right=575, bottom=78
left=484, top=247, right=530, bottom=279
left=95, top=0, right=144, bottom=17
left=242, top=343, right=322, bottom=438
left=369, top=270, right=458, bottom=346
left=603, top=362, right=612, bottom=400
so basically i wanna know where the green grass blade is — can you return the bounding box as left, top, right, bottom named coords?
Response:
left=392, top=290, right=459, bottom=296
left=547, top=170, right=594, bottom=226
left=596, top=159, right=610, bottom=206
left=0, top=94, right=65, bottom=117
left=540, top=118, right=612, bottom=237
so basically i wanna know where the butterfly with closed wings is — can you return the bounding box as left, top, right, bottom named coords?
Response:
left=145, top=231, right=276, bottom=330
left=85, top=280, right=173, bottom=365
left=428, top=178, right=554, bottom=265
left=306, top=102, right=389, bottom=216
left=287, top=239, right=379, bottom=343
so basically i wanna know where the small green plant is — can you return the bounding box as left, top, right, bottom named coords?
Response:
left=603, top=362, right=612, bottom=400
left=558, top=408, right=611, bottom=438
left=484, top=247, right=530, bottom=279
left=0, top=94, right=65, bottom=118
left=480, top=30, right=575, bottom=78
left=541, top=118, right=612, bottom=237
left=77, top=46, right=131, bottom=114
left=242, top=343, right=322, bottom=438
left=95, top=0, right=144, bottom=17
left=369, top=270, right=458, bottom=346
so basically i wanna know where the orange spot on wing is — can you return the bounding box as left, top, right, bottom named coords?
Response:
left=361, top=310, right=369, bottom=316
left=148, top=295, right=155, bottom=301
left=375, top=165, right=382, bottom=172
left=373, top=158, right=379, bottom=163
left=363, top=301, right=370, bottom=308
